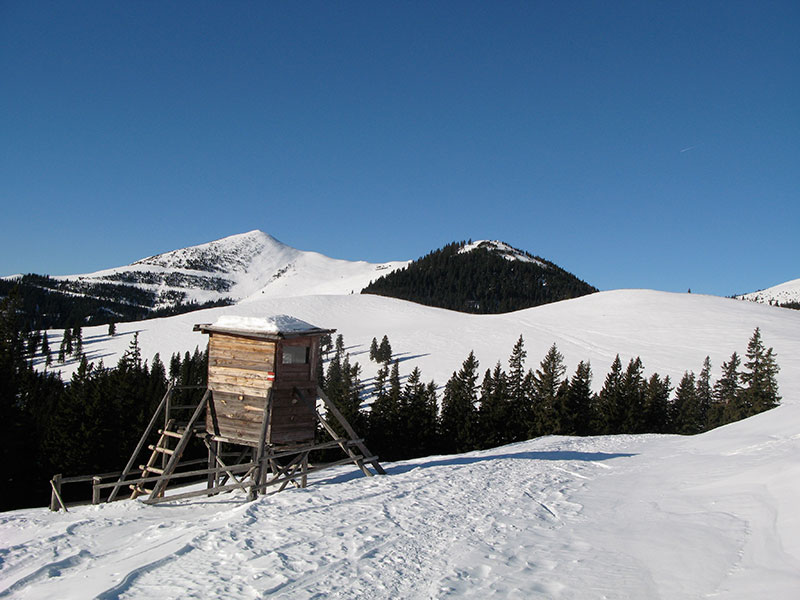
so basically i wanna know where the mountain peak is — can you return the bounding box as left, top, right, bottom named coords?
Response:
left=458, top=240, right=550, bottom=268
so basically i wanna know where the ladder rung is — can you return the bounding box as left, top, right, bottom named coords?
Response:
left=129, top=484, right=154, bottom=494
left=148, top=444, right=175, bottom=455
left=158, top=429, right=183, bottom=439
left=139, top=464, right=165, bottom=475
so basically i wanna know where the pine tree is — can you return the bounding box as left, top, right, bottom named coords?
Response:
left=642, top=373, right=671, bottom=433
left=378, top=335, right=392, bottom=363
left=595, top=355, right=623, bottom=434
left=531, top=343, right=567, bottom=435
left=696, top=356, right=712, bottom=430
left=715, top=352, right=742, bottom=425
left=506, top=335, right=530, bottom=440
left=440, top=351, right=479, bottom=453
left=41, top=332, right=51, bottom=365
left=672, top=371, right=703, bottom=434
left=369, top=337, right=379, bottom=362
left=72, top=326, right=83, bottom=357
left=740, top=328, right=781, bottom=415
left=478, top=363, right=510, bottom=448
left=63, top=328, right=73, bottom=356
left=108, top=322, right=116, bottom=336
left=619, top=357, right=645, bottom=433
left=562, top=361, right=594, bottom=436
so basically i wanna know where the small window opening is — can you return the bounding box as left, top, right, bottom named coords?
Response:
left=283, top=345, right=310, bottom=364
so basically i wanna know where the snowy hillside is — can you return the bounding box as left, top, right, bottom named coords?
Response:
left=56, top=230, right=408, bottom=309
left=6, top=290, right=800, bottom=598
left=43, top=289, right=800, bottom=403
left=736, top=277, right=800, bottom=307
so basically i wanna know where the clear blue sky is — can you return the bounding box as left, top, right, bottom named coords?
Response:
left=1, top=1, right=797, bottom=296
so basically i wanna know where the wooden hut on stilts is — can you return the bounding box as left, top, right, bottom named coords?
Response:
left=50, top=315, right=384, bottom=510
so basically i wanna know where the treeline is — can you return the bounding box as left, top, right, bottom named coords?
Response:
left=0, top=274, right=232, bottom=330
left=0, top=291, right=209, bottom=511
left=361, top=241, right=597, bottom=314
left=323, top=329, right=780, bottom=462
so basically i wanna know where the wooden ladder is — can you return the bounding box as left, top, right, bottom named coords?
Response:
left=130, top=419, right=179, bottom=499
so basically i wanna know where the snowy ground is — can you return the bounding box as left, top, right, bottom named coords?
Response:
left=5, top=289, right=800, bottom=598
left=2, top=408, right=799, bottom=599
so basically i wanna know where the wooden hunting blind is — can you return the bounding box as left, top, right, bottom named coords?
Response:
left=196, top=316, right=330, bottom=448
left=51, top=315, right=385, bottom=511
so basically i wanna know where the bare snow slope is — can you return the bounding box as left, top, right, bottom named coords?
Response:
left=8, top=290, right=800, bottom=599
left=736, top=277, right=800, bottom=306
left=45, top=289, right=800, bottom=404
left=57, top=230, right=408, bottom=308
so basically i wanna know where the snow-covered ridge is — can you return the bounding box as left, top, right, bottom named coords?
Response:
left=459, top=240, right=550, bottom=268
left=55, top=230, right=409, bottom=309
left=736, top=277, right=800, bottom=306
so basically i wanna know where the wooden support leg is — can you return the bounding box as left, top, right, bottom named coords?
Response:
left=249, top=389, right=274, bottom=502
left=294, top=388, right=375, bottom=478
left=317, top=387, right=386, bottom=475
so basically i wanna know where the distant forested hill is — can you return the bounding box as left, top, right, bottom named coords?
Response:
left=0, top=274, right=231, bottom=330
left=361, top=240, right=597, bottom=313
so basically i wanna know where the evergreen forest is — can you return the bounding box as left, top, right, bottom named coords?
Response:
left=361, top=241, right=597, bottom=313
left=0, top=274, right=233, bottom=331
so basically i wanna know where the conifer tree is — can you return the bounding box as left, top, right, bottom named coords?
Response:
left=715, top=352, right=743, bottom=424
left=619, top=357, right=646, bottom=433
left=562, top=361, right=594, bottom=436
left=378, top=335, right=392, bottom=363
left=672, top=371, right=703, bottom=434
left=595, top=355, right=623, bottom=434
left=740, top=328, right=781, bottom=415
left=642, top=373, right=671, bottom=433
left=506, top=335, right=530, bottom=440
left=478, top=363, right=510, bottom=448
left=108, top=322, right=116, bottom=336
left=369, top=337, right=379, bottom=362
left=41, top=332, right=51, bottom=365
left=63, top=328, right=73, bottom=356
left=696, top=356, right=712, bottom=429
left=440, top=351, right=479, bottom=454
left=73, top=326, right=83, bottom=357
left=531, top=343, right=567, bottom=435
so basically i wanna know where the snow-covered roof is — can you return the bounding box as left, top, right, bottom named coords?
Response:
left=194, top=314, right=334, bottom=339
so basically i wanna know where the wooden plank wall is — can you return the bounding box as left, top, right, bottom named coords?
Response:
left=205, top=333, right=318, bottom=446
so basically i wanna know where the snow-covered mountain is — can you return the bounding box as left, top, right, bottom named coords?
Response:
left=735, top=277, right=800, bottom=307
left=57, top=230, right=408, bottom=309
left=7, top=289, right=800, bottom=598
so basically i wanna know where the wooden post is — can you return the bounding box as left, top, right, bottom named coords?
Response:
left=49, top=474, right=64, bottom=512
left=92, top=476, right=102, bottom=505
left=301, top=452, right=309, bottom=488
left=249, top=389, right=274, bottom=501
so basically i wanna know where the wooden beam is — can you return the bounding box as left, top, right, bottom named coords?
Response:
left=317, top=386, right=386, bottom=475
left=249, top=388, right=274, bottom=501
left=294, top=388, right=373, bottom=477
